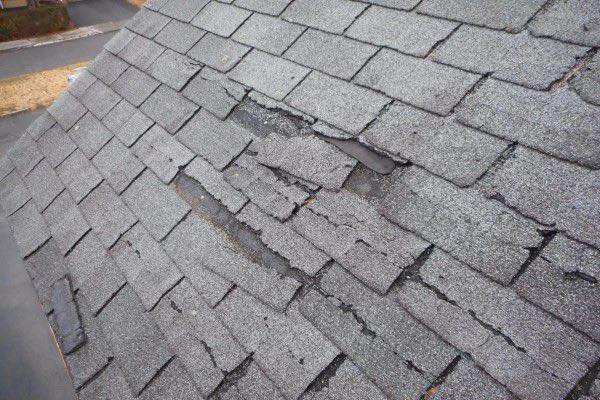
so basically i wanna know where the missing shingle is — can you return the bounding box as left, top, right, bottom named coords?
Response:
left=301, top=354, right=347, bottom=396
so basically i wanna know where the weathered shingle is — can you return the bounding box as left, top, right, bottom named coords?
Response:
left=147, top=49, right=201, bottom=90
left=154, top=19, right=205, bottom=53
left=111, top=66, right=160, bottom=107
left=141, top=85, right=198, bottom=133
left=283, top=0, right=366, bottom=34
left=187, top=33, right=250, bottom=72
left=233, top=13, right=305, bottom=56
left=191, top=1, right=251, bottom=37
left=91, top=138, right=145, bottom=194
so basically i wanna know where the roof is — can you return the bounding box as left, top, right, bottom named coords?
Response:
left=1, top=0, right=599, bottom=399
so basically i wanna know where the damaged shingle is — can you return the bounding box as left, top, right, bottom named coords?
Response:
left=51, top=276, right=86, bottom=354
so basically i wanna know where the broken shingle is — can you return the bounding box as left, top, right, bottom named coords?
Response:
left=24, top=239, right=68, bottom=314
left=51, top=276, right=86, bottom=354
left=147, top=49, right=201, bottom=91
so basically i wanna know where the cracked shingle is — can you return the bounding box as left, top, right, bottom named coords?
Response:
left=147, top=49, right=201, bottom=90
left=187, top=33, right=250, bottom=72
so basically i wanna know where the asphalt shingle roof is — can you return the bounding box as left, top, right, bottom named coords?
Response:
left=1, top=1, right=599, bottom=399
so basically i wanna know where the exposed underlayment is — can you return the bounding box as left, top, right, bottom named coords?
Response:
left=0, top=0, right=599, bottom=399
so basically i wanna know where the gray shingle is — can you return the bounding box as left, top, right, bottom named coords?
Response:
left=233, top=13, right=305, bottom=56
left=79, top=182, right=137, bottom=248
left=514, top=234, right=599, bottom=341
left=346, top=6, right=458, bottom=57
left=0, top=156, right=13, bottom=182
left=64, top=293, right=113, bottom=389
left=282, top=0, right=367, bottom=34
left=191, top=1, right=251, bottom=37
left=87, top=50, right=129, bottom=85
left=56, top=150, right=103, bottom=204
left=68, top=70, right=98, bottom=99
left=126, top=8, right=171, bottom=38
left=111, top=66, right=160, bottom=107
left=159, top=0, right=210, bottom=22
left=50, top=276, right=85, bottom=354
left=290, top=189, right=428, bottom=293
left=24, top=239, right=68, bottom=313
left=571, top=52, right=600, bottom=106
left=320, top=264, right=457, bottom=376
left=81, top=80, right=121, bottom=120
left=138, top=360, right=202, bottom=400
left=238, top=203, right=329, bottom=275
left=431, top=360, right=516, bottom=400
left=68, top=112, right=113, bottom=159
left=102, top=99, right=135, bottom=133
left=103, top=28, right=136, bottom=55
left=417, top=0, right=546, bottom=32
left=456, top=80, right=600, bottom=169
left=287, top=72, right=389, bottom=135
left=217, top=289, right=339, bottom=399
left=234, top=0, right=291, bottom=15
left=362, top=103, right=509, bottom=187
left=77, top=363, right=134, bottom=400
left=184, top=157, right=248, bottom=213
left=284, top=28, right=377, bottom=80
left=176, top=109, right=253, bottom=170
left=115, top=110, right=154, bottom=147
left=381, top=167, right=542, bottom=284
left=141, top=85, right=198, bottom=133
left=110, top=224, right=183, bottom=310
left=118, top=34, right=165, bottom=70
left=154, top=19, right=205, bottom=53
left=433, top=26, right=587, bottom=90
left=47, top=92, right=87, bottom=130
left=355, top=49, right=479, bottom=116
left=147, top=49, right=201, bottom=90
left=7, top=134, right=43, bottom=177
left=122, top=170, right=190, bottom=240
left=42, top=190, right=89, bottom=255
left=356, top=0, right=419, bottom=10
left=97, top=285, right=173, bottom=395
left=162, top=214, right=234, bottom=306
left=150, top=279, right=247, bottom=396
left=26, top=111, right=56, bottom=140
left=417, top=249, right=599, bottom=385
left=299, top=290, right=430, bottom=399
left=92, top=138, right=145, bottom=194
left=182, top=67, right=247, bottom=119
left=0, top=170, right=31, bottom=217
left=222, top=361, right=285, bottom=400
left=394, top=280, right=571, bottom=400
left=66, top=231, right=126, bottom=314
left=256, top=133, right=357, bottom=190
left=132, top=124, right=194, bottom=183
left=7, top=200, right=50, bottom=257
left=23, top=160, right=64, bottom=212
left=37, top=124, right=77, bottom=168
left=530, top=0, right=600, bottom=47
left=187, top=33, right=250, bottom=72
left=478, top=146, right=600, bottom=249
left=229, top=50, right=309, bottom=101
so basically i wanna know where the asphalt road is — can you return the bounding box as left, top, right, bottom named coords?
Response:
left=67, top=0, right=137, bottom=27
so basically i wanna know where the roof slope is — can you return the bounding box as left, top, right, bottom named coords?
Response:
left=1, top=0, right=599, bottom=399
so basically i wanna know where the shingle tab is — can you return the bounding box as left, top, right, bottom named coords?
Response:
left=355, top=49, right=479, bottom=116
left=37, top=124, right=77, bottom=168
left=362, top=103, right=508, bottom=187
left=0, top=170, right=31, bottom=217
left=234, top=0, right=291, bottom=15
left=111, top=66, right=160, bottom=107
left=56, top=149, right=103, bottom=203
left=141, top=85, right=198, bottom=133
left=42, top=190, right=89, bottom=255
left=47, top=92, right=87, bottom=130
left=115, top=110, right=154, bottom=147
left=133, top=124, right=194, bottom=183
left=284, top=29, right=377, bottom=80
left=23, top=160, right=64, bottom=212
left=191, top=1, right=251, bottom=37
left=433, top=26, right=587, bottom=90
left=122, top=170, right=190, bottom=240
left=147, top=49, right=201, bottom=90
left=233, top=13, right=304, bottom=56
left=24, top=239, right=68, bottom=313
left=229, top=50, right=309, bottom=101
left=137, top=360, right=201, bottom=400
left=154, top=19, right=205, bottom=53
left=102, top=99, right=135, bottom=133
left=66, top=232, right=126, bottom=314
left=118, top=34, right=165, bottom=70
left=79, top=182, right=137, bottom=248
left=92, top=138, right=145, bottom=194
left=7, top=134, right=43, bottom=177
left=417, top=0, right=546, bottom=32
left=380, top=167, right=542, bottom=284
left=77, top=363, right=134, bottom=400
left=530, top=0, right=600, bottom=47
left=68, top=112, right=113, bottom=159
left=347, top=6, right=458, bottom=57
left=176, top=109, right=253, bottom=170
left=283, top=0, right=366, bottom=34
left=26, top=110, right=57, bottom=140
left=7, top=200, right=50, bottom=257
left=97, top=285, right=173, bottom=395
left=110, top=224, right=183, bottom=310
left=159, top=0, right=210, bottom=22
left=456, top=80, right=600, bottom=169
left=256, top=133, right=357, bottom=190
left=67, top=70, right=98, bottom=99
left=87, top=50, right=130, bottom=85
left=187, top=33, right=250, bottom=72
left=81, top=80, right=121, bottom=120
left=126, top=8, right=171, bottom=38
left=103, top=28, right=136, bottom=55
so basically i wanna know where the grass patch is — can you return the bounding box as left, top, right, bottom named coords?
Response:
left=0, top=61, right=90, bottom=117
left=0, top=4, right=73, bottom=42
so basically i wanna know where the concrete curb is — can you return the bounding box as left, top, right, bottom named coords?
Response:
left=0, top=19, right=128, bottom=54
